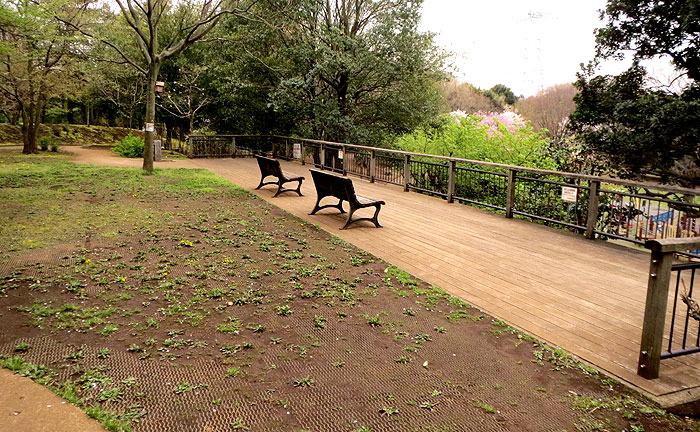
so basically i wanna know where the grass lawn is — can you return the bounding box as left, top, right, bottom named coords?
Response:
left=0, top=150, right=698, bottom=432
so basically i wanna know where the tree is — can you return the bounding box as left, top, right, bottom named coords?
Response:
left=158, top=63, right=210, bottom=133
left=87, top=61, right=145, bottom=128
left=440, top=79, right=499, bottom=113
left=570, top=65, right=700, bottom=186
left=594, top=0, right=700, bottom=81
left=64, top=0, right=250, bottom=172
left=569, top=0, right=700, bottom=188
left=0, top=0, right=82, bottom=153
left=0, top=91, right=19, bottom=124
left=515, top=83, right=577, bottom=144
left=396, top=112, right=553, bottom=168
left=260, top=0, right=445, bottom=144
left=485, top=84, right=518, bottom=108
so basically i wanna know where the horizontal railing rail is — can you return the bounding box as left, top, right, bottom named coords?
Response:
left=187, top=134, right=700, bottom=253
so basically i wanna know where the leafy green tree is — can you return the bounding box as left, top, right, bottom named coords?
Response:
left=241, top=0, right=445, bottom=144
left=594, top=0, right=699, bottom=81
left=0, top=0, right=83, bottom=153
left=396, top=113, right=553, bottom=168
left=485, top=84, right=518, bottom=108
left=569, top=0, right=700, bottom=187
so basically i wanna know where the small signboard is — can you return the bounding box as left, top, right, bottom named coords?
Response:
left=561, top=186, right=578, bottom=202
left=293, top=143, right=301, bottom=159
left=338, top=149, right=344, bottom=159
left=145, top=123, right=155, bottom=132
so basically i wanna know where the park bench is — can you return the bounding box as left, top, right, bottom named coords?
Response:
left=255, top=155, right=304, bottom=197
left=309, top=169, right=385, bottom=230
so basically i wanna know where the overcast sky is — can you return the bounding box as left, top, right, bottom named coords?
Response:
left=419, top=0, right=676, bottom=97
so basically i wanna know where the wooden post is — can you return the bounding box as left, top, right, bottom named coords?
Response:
left=638, top=249, right=673, bottom=378
left=285, top=139, right=289, bottom=160
left=342, top=145, right=348, bottom=176
left=301, top=142, right=305, bottom=165
left=586, top=180, right=600, bottom=239
left=370, top=150, right=376, bottom=183
left=447, top=160, right=456, bottom=203
left=320, top=143, right=326, bottom=170
left=638, top=238, right=700, bottom=379
left=505, top=169, right=516, bottom=218
left=403, top=154, right=411, bottom=192
left=231, top=136, right=236, bottom=158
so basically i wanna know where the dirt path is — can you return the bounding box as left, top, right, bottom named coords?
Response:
left=0, top=368, right=105, bottom=432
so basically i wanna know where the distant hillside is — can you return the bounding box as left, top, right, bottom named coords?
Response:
left=0, top=124, right=146, bottom=146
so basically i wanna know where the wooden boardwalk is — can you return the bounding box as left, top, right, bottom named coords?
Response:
left=74, top=148, right=700, bottom=407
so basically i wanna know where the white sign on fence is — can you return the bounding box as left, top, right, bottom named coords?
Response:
left=293, top=143, right=301, bottom=159
left=338, top=149, right=344, bottom=159
left=561, top=186, right=578, bottom=202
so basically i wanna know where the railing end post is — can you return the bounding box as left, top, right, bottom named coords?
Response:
left=637, top=249, right=673, bottom=380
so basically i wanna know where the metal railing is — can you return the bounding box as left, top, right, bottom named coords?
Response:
left=663, top=262, right=700, bottom=360
left=638, top=239, right=700, bottom=379
left=187, top=134, right=700, bottom=254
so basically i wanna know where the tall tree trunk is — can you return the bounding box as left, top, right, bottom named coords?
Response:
left=142, top=63, right=160, bottom=173
left=21, top=100, right=41, bottom=154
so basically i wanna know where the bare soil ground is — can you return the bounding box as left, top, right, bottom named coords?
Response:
left=1, top=149, right=699, bottom=432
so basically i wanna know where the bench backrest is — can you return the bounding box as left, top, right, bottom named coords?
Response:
left=309, top=169, right=356, bottom=202
left=256, top=155, right=283, bottom=178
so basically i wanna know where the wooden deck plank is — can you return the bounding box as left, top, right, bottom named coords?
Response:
left=189, top=157, right=700, bottom=399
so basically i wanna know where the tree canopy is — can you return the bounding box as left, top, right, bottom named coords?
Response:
left=569, top=0, right=700, bottom=187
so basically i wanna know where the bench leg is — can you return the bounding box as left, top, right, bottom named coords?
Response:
left=340, top=204, right=383, bottom=230
left=273, top=179, right=304, bottom=197
left=371, top=204, right=382, bottom=228
left=310, top=198, right=345, bottom=215
left=294, top=179, right=303, bottom=196
left=340, top=208, right=357, bottom=230
left=273, top=181, right=284, bottom=197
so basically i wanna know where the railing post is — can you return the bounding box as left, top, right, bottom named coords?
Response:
left=403, top=154, right=411, bottom=192
left=370, top=150, right=376, bottom=183
left=447, top=160, right=456, bottom=203
left=342, top=145, right=348, bottom=176
left=320, top=143, right=326, bottom=170
left=586, top=180, right=600, bottom=239
left=231, top=136, right=236, bottom=158
left=300, top=142, right=305, bottom=165
left=285, top=138, right=289, bottom=160
left=638, top=242, right=673, bottom=379
left=505, top=169, right=517, bottom=218
left=637, top=238, right=700, bottom=379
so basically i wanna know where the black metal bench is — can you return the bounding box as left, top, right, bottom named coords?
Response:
left=309, top=169, right=385, bottom=230
left=255, top=155, right=304, bottom=197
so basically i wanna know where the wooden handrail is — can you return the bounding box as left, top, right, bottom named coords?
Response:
left=187, top=134, right=700, bottom=196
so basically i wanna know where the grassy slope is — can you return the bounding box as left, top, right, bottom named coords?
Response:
left=0, top=124, right=145, bottom=147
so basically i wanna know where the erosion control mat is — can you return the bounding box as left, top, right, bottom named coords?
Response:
left=0, top=153, right=696, bottom=431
